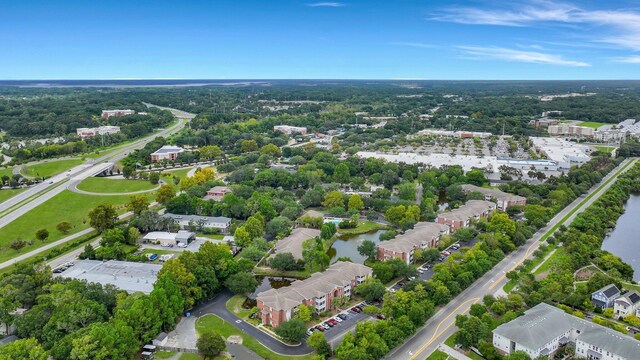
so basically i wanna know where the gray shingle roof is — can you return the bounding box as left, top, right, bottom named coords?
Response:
left=270, top=228, right=321, bottom=260
left=257, top=261, right=372, bottom=310
left=378, top=222, right=449, bottom=253
left=460, top=184, right=526, bottom=203
left=438, top=200, right=496, bottom=222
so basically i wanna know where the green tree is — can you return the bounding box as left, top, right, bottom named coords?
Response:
left=241, top=139, right=258, bottom=152
left=225, top=272, right=258, bottom=295
left=357, top=240, right=377, bottom=261
left=397, top=182, right=416, bottom=201
left=385, top=205, right=406, bottom=226
left=56, top=221, right=72, bottom=234
left=275, top=319, right=307, bottom=342
left=197, top=331, right=226, bottom=358
left=320, top=222, right=337, bottom=240
left=466, top=169, right=486, bottom=186
left=155, top=184, right=176, bottom=205
left=9, top=239, right=26, bottom=252
left=487, top=213, right=516, bottom=237
left=333, top=163, right=351, bottom=184
left=348, top=194, right=364, bottom=211
left=233, top=226, right=251, bottom=247
left=322, top=190, right=344, bottom=209
left=270, top=253, right=298, bottom=271
left=126, top=194, right=150, bottom=215
left=0, top=338, right=48, bottom=360
left=266, top=216, right=292, bottom=238
left=260, top=143, right=282, bottom=157
left=88, top=204, right=118, bottom=233
left=307, top=331, right=332, bottom=358
left=35, top=229, right=49, bottom=242
left=506, top=351, right=532, bottom=360
left=295, top=304, right=313, bottom=322
left=355, top=277, right=385, bottom=302
left=148, top=172, right=160, bottom=185
left=199, top=145, right=223, bottom=160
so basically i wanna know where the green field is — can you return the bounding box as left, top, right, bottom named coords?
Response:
left=196, top=315, right=316, bottom=360
left=21, top=159, right=84, bottom=178
left=226, top=295, right=253, bottom=319
left=579, top=121, right=606, bottom=129
left=0, top=190, right=147, bottom=263
left=159, top=167, right=193, bottom=183
left=76, top=177, right=157, bottom=193
left=0, top=188, right=25, bottom=203
left=0, top=167, right=13, bottom=179
left=595, top=146, right=615, bottom=153
left=426, top=350, right=451, bottom=360
left=534, top=247, right=566, bottom=275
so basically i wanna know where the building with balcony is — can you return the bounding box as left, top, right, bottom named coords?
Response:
left=493, top=302, right=640, bottom=360
left=436, top=200, right=496, bottom=231
left=377, top=222, right=449, bottom=264
left=460, top=184, right=526, bottom=211
left=256, top=261, right=372, bottom=328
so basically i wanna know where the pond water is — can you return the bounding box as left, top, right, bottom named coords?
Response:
left=601, top=194, right=640, bottom=281
left=247, top=276, right=295, bottom=302
left=327, top=230, right=385, bottom=264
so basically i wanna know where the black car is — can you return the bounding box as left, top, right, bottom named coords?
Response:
left=324, top=321, right=334, bottom=328
left=338, top=313, right=348, bottom=320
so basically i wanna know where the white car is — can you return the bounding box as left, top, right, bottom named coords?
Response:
left=417, top=269, right=424, bottom=274
left=333, top=317, right=343, bottom=323
left=177, top=242, right=187, bottom=248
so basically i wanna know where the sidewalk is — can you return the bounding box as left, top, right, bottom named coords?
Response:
left=438, top=344, right=474, bottom=360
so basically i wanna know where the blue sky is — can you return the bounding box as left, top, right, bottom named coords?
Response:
left=2, top=0, right=640, bottom=79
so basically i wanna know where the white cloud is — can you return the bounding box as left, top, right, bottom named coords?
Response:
left=611, top=56, right=640, bottom=64
left=393, top=42, right=435, bottom=49
left=307, top=2, right=345, bottom=7
left=458, top=46, right=590, bottom=67
left=433, top=1, right=640, bottom=51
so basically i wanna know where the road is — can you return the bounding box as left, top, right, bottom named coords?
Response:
left=0, top=104, right=193, bottom=231
left=386, top=158, right=637, bottom=360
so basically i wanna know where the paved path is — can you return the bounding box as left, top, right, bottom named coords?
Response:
left=439, top=344, right=473, bottom=360
left=386, top=158, right=637, bottom=360
left=192, top=290, right=313, bottom=356
left=165, top=316, right=197, bottom=350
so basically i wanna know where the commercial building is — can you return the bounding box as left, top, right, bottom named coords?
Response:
left=529, top=118, right=559, bottom=128
left=436, top=200, right=496, bottom=231
left=548, top=125, right=595, bottom=137
left=594, top=119, right=640, bottom=142
left=493, top=302, right=640, bottom=359
left=270, top=228, right=321, bottom=261
left=76, top=126, right=121, bottom=138
left=460, top=184, right=526, bottom=211
left=58, top=260, right=162, bottom=294
left=163, top=214, right=232, bottom=233
left=204, top=186, right=232, bottom=201
left=143, top=231, right=195, bottom=246
left=101, top=109, right=135, bottom=118
left=530, top=137, right=591, bottom=169
left=273, top=125, right=307, bottom=135
left=416, top=129, right=492, bottom=138
left=150, top=145, right=185, bottom=162
left=377, top=222, right=449, bottom=264
left=256, top=261, right=372, bottom=327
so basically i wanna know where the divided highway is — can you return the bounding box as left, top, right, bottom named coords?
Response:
left=386, top=158, right=637, bottom=360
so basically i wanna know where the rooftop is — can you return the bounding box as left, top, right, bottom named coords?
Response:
left=164, top=213, right=231, bottom=225
left=460, top=184, right=526, bottom=203
left=270, top=227, right=321, bottom=260
left=257, top=261, right=372, bottom=310
left=152, top=145, right=185, bottom=155
left=438, top=200, right=496, bottom=222
left=379, top=222, right=449, bottom=253
left=59, top=260, right=162, bottom=294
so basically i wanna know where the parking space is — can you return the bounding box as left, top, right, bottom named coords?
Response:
left=306, top=302, right=378, bottom=345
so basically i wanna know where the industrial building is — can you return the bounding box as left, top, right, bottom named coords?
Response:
left=58, top=260, right=162, bottom=294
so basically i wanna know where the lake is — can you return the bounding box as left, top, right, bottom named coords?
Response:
left=327, top=230, right=385, bottom=264
left=601, top=194, right=640, bottom=281
left=247, top=276, right=294, bottom=301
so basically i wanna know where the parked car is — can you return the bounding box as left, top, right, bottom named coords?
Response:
left=408, top=276, right=416, bottom=281
left=351, top=307, right=362, bottom=313
left=324, top=321, right=334, bottom=328
left=315, top=325, right=325, bottom=332
left=306, top=328, right=314, bottom=336
left=328, top=319, right=338, bottom=325
left=417, top=269, right=424, bottom=274
left=439, top=256, right=446, bottom=261
left=338, top=313, right=348, bottom=320
left=53, top=267, right=65, bottom=274
left=441, top=251, right=450, bottom=256
left=333, top=317, right=343, bottom=323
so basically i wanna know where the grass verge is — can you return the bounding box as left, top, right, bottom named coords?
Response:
left=425, top=350, right=451, bottom=360
left=0, top=188, right=26, bottom=203
left=337, top=221, right=388, bottom=236
left=76, top=177, right=156, bottom=193
left=195, top=314, right=316, bottom=360
left=226, top=294, right=253, bottom=319
left=21, top=158, right=84, bottom=178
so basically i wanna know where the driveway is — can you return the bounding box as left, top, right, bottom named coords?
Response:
left=192, top=290, right=313, bottom=356
left=165, top=316, right=197, bottom=350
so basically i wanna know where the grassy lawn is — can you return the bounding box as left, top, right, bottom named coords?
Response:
left=0, top=188, right=25, bottom=203
left=179, top=354, right=201, bottom=360
left=76, top=177, right=156, bottom=193
left=20, top=158, right=84, bottom=178
left=534, top=247, right=566, bottom=275
left=155, top=350, right=177, bottom=359
left=425, top=350, right=451, bottom=360
left=226, top=295, right=253, bottom=319
left=0, top=167, right=14, bottom=179
left=444, top=333, right=457, bottom=347
left=337, top=221, right=388, bottom=236
left=595, top=146, right=615, bottom=153
left=198, top=233, right=224, bottom=240
left=0, top=190, right=145, bottom=262
left=195, top=314, right=316, bottom=360
left=580, top=121, right=606, bottom=129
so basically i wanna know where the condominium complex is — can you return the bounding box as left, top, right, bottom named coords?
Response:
left=273, top=125, right=308, bottom=135
left=377, top=222, right=450, bottom=264
left=436, top=200, right=497, bottom=231
left=101, top=109, right=135, bottom=118
left=76, top=126, right=121, bottom=138
left=256, top=262, right=372, bottom=327
left=460, top=184, right=526, bottom=211
left=493, top=303, right=640, bottom=360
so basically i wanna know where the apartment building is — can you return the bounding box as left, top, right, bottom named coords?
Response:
left=460, top=184, right=526, bottom=211
left=150, top=145, right=185, bottom=162
left=273, top=125, right=307, bottom=135
left=270, top=228, right=321, bottom=261
left=76, top=126, right=121, bottom=138
left=494, top=303, right=640, bottom=359
left=377, top=222, right=449, bottom=264
left=256, top=262, right=372, bottom=327
left=436, top=200, right=497, bottom=231
left=101, top=109, right=135, bottom=118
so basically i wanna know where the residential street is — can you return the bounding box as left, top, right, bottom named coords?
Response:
left=385, top=158, right=637, bottom=360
